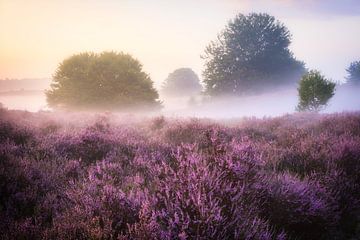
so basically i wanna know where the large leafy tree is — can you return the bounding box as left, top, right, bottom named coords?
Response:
left=46, top=51, right=161, bottom=110
left=202, top=13, right=305, bottom=96
left=346, top=61, right=360, bottom=85
left=161, top=68, right=202, bottom=97
left=297, top=70, right=336, bottom=112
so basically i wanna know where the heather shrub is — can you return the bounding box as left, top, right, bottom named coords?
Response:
left=0, top=120, right=33, bottom=145
left=255, top=173, right=339, bottom=239
left=150, top=115, right=166, bottom=131
left=148, top=143, right=278, bottom=239
left=268, top=134, right=334, bottom=177
left=319, top=113, right=360, bottom=136
left=63, top=159, right=83, bottom=180
left=50, top=159, right=144, bottom=239
left=0, top=143, right=65, bottom=239
left=162, top=119, right=218, bottom=145
left=238, top=126, right=277, bottom=142
left=51, top=128, right=120, bottom=165
left=1, top=108, right=360, bottom=239
left=126, top=201, right=163, bottom=239
left=38, top=120, right=62, bottom=135
left=324, top=137, right=360, bottom=238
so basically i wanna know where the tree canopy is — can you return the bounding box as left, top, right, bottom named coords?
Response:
left=346, top=61, right=360, bottom=85
left=46, top=51, right=161, bottom=111
left=297, top=70, right=336, bottom=112
left=161, top=68, right=202, bottom=97
left=202, top=13, right=305, bottom=96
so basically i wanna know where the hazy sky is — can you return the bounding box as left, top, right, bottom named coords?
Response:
left=1, top=0, right=360, bottom=88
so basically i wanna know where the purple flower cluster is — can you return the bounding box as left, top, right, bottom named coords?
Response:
left=1, top=108, right=360, bottom=239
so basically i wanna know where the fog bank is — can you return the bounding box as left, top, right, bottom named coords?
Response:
left=0, top=85, right=359, bottom=118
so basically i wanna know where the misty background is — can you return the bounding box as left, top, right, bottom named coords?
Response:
left=0, top=0, right=360, bottom=117
left=1, top=77, right=359, bottom=118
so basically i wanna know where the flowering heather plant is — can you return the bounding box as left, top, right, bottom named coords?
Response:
left=50, top=171, right=141, bottom=239
left=255, top=173, right=339, bottom=239
left=0, top=108, right=360, bottom=239
left=149, top=143, right=276, bottom=239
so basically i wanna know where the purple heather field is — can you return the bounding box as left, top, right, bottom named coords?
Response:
left=2, top=0, right=360, bottom=239
left=0, top=106, right=360, bottom=239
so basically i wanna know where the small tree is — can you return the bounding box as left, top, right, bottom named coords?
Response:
left=46, top=51, right=161, bottom=111
left=202, top=13, right=305, bottom=96
left=297, top=70, right=336, bottom=112
left=346, top=61, right=360, bottom=85
left=161, top=68, right=202, bottom=97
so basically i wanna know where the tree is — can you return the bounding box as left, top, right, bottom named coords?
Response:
left=161, top=68, right=202, bottom=97
left=202, top=13, right=305, bottom=96
left=346, top=61, right=360, bottom=85
left=297, top=70, right=336, bottom=112
left=46, top=51, right=161, bottom=110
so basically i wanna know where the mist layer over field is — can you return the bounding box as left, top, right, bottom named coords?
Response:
left=1, top=83, right=359, bottom=118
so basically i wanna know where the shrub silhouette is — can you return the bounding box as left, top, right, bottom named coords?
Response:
left=202, top=13, right=305, bottom=96
left=46, top=51, right=161, bottom=111
left=297, top=70, right=335, bottom=112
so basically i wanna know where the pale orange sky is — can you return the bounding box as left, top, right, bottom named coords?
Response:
left=1, top=0, right=360, bottom=87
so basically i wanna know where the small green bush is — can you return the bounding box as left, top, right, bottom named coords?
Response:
left=297, top=70, right=336, bottom=112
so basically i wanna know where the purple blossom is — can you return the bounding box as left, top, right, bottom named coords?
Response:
left=0, top=109, right=360, bottom=239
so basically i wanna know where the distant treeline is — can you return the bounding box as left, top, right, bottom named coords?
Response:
left=0, top=78, right=51, bottom=92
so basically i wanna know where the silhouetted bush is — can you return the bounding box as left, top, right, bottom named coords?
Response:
left=46, top=51, right=161, bottom=111
left=161, top=68, right=202, bottom=97
left=297, top=70, right=336, bottom=112
left=203, top=13, right=305, bottom=96
left=346, top=60, right=360, bottom=85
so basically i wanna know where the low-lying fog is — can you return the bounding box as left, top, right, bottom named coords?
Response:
left=0, top=91, right=48, bottom=112
left=1, top=84, right=359, bottom=118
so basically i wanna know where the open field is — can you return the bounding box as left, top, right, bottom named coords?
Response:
left=1, top=107, right=360, bottom=239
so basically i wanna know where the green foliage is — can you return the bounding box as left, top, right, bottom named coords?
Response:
left=161, top=68, right=202, bottom=97
left=202, top=13, right=305, bottom=96
left=46, top=51, right=161, bottom=110
left=346, top=61, right=360, bottom=85
left=297, top=70, right=336, bottom=112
